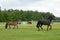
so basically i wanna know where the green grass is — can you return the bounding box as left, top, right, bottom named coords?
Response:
left=0, top=22, right=60, bottom=40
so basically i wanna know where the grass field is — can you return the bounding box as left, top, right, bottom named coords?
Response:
left=0, top=22, right=60, bottom=40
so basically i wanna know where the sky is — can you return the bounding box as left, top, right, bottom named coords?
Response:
left=0, top=0, right=60, bottom=17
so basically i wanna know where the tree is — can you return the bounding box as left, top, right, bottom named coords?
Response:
left=0, top=9, right=55, bottom=21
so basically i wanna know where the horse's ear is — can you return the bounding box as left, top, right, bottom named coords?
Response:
left=52, top=15, right=55, bottom=20
left=48, top=15, right=55, bottom=20
left=47, top=16, right=51, bottom=19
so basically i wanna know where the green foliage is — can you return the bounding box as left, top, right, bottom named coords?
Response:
left=0, top=9, right=55, bottom=22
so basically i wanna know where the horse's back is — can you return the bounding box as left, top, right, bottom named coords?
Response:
left=38, top=20, right=50, bottom=25
left=7, top=21, right=17, bottom=25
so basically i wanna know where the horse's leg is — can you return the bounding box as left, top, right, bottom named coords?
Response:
left=47, top=25, right=49, bottom=31
left=17, top=24, right=18, bottom=29
left=9, top=25, right=11, bottom=29
left=36, top=24, right=40, bottom=31
left=37, top=27, right=40, bottom=31
left=40, top=25, right=43, bottom=30
left=50, top=25, right=52, bottom=30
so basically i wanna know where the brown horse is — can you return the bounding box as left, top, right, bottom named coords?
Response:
left=27, top=21, right=32, bottom=24
left=5, top=20, right=21, bottom=29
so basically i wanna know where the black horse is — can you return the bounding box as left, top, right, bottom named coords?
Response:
left=36, top=16, right=54, bottom=31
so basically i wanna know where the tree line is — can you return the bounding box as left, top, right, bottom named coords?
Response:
left=0, top=9, right=55, bottom=22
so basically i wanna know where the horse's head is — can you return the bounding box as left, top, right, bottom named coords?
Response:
left=47, top=16, right=55, bottom=22
left=15, top=20, right=21, bottom=24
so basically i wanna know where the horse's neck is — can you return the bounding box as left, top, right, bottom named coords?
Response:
left=48, top=19, right=52, bottom=22
left=14, top=21, right=18, bottom=23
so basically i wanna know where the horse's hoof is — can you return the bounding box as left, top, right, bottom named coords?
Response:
left=5, top=28, right=7, bottom=29
left=47, top=30, right=48, bottom=31
left=38, top=30, right=40, bottom=31
left=50, top=28, right=52, bottom=30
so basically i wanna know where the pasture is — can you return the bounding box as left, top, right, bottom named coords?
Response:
left=0, top=22, right=60, bottom=40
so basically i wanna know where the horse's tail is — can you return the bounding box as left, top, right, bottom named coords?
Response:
left=36, top=21, right=40, bottom=28
left=5, top=23, right=8, bottom=29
